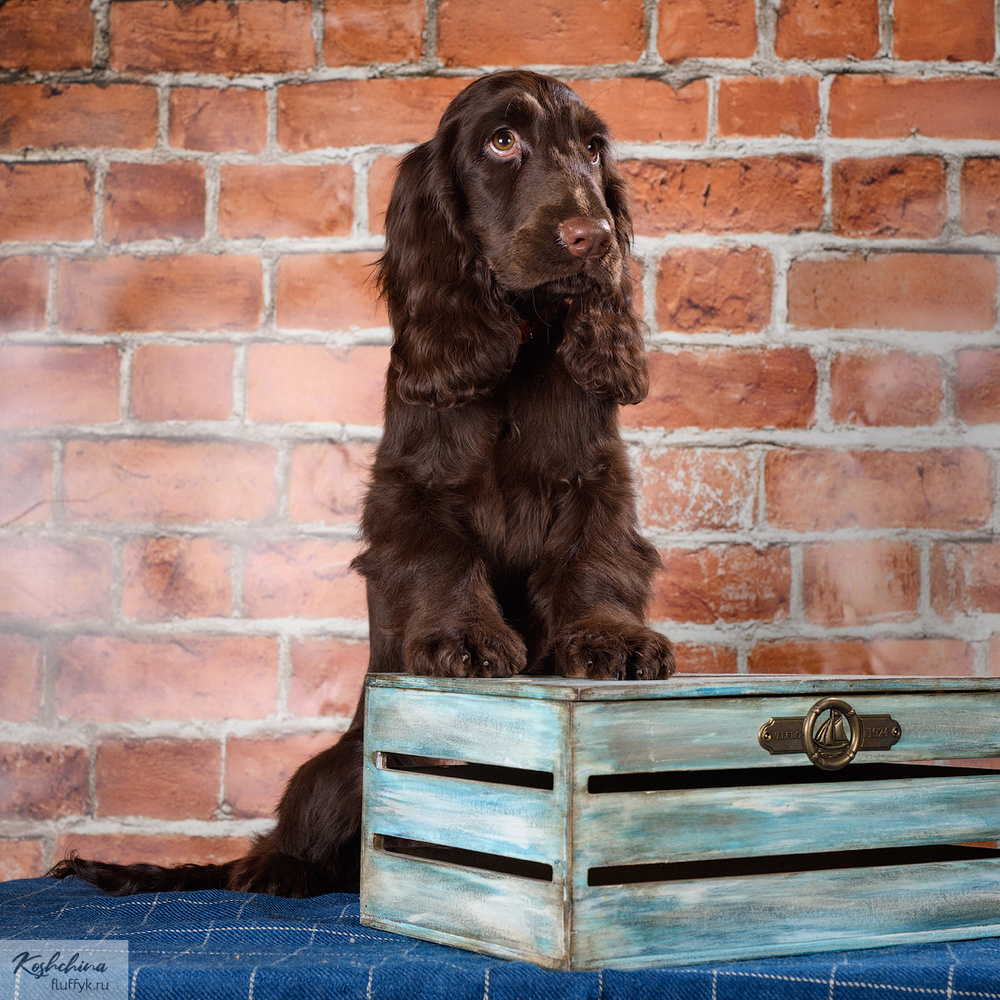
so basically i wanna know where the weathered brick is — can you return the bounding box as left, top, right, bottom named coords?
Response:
left=110, top=0, right=314, bottom=74
left=765, top=449, right=992, bottom=531
left=673, top=644, right=739, bottom=674
left=962, top=158, right=1000, bottom=235
left=830, top=351, right=942, bottom=427
left=289, top=639, right=371, bottom=718
left=788, top=254, right=996, bottom=332
left=573, top=78, right=709, bottom=142
left=247, top=344, right=387, bottom=426
left=367, top=155, right=401, bottom=236
left=0, top=840, right=43, bottom=880
left=0, top=0, right=93, bottom=71
left=0, top=256, right=48, bottom=333
left=130, top=343, right=234, bottom=422
left=804, top=540, right=920, bottom=626
left=634, top=447, right=758, bottom=532
left=931, top=543, right=1000, bottom=620
left=122, top=536, right=232, bottom=621
left=658, top=0, right=756, bottom=59
left=775, top=0, right=879, bottom=59
left=289, top=442, right=374, bottom=524
left=0, top=83, right=158, bottom=150
left=956, top=350, right=1000, bottom=425
left=0, top=538, right=111, bottom=623
left=242, top=539, right=366, bottom=619
left=104, top=162, right=206, bottom=243
left=219, top=165, right=353, bottom=239
left=57, top=833, right=250, bottom=868
left=0, top=743, right=88, bottom=819
left=275, top=253, right=386, bottom=331
left=655, top=246, right=773, bottom=333
left=0, top=439, right=52, bottom=525
left=0, top=162, right=93, bottom=241
left=893, top=0, right=994, bottom=61
left=324, top=0, right=425, bottom=64
left=717, top=76, right=820, bottom=138
left=749, top=639, right=975, bottom=675
left=623, top=157, right=823, bottom=235
left=832, top=157, right=947, bottom=239
left=57, top=635, right=279, bottom=720
left=169, top=88, right=267, bottom=153
left=830, top=76, right=1000, bottom=140
left=63, top=439, right=276, bottom=523
left=626, top=348, right=815, bottom=430
left=650, top=546, right=791, bottom=623
left=0, top=634, right=43, bottom=722
left=59, top=255, right=262, bottom=334
left=96, top=739, right=221, bottom=819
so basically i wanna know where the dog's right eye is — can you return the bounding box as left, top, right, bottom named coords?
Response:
left=488, top=129, right=520, bottom=158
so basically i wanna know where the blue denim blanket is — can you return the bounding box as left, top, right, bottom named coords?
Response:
left=2, top=877, right=999, bottom=999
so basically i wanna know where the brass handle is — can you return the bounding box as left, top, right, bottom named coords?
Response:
left=801, top=697, right=861, bottom=771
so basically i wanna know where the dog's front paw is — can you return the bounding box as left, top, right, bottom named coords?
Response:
left=405, top=621, right=527, bottom=678
left=555, top=615, right=675, bottom=680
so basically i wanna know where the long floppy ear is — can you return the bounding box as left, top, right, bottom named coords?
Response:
left=376, top=137, right=520, bottom=409
left=557, top=162, right=650, bottom=406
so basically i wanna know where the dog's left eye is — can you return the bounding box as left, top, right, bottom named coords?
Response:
left=488, top=129, right=521, bottom=158
left=586, top=138, right=602, bottom=164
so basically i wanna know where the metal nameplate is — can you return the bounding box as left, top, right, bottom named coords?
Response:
left=759, top=713, right=902, bottom=756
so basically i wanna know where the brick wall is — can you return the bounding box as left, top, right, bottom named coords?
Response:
left=1, top=0, right=998, bottom=880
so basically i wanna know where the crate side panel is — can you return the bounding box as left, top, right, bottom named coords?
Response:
left=575, top=774, right=1000, bottom=869
left=571, top=858, right=1000, bottom=970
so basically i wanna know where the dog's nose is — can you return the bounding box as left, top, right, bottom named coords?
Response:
left=559, top=217, right=613, bottom=260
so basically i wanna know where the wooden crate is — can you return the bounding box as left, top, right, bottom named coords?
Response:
left=360, top=674, right=1000, bottom=970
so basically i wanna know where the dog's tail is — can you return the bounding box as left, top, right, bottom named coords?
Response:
left=48, top=724, right=365, bottom=898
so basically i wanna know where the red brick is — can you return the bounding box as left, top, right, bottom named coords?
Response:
left=627, top=348, right=815, bottom=430
left=788, top=254, right=996, bottom=332
left=59, top=255, right=262, bottom=334
left=765, top=449, right=992, bottom=531
left=0, top=743, right=88, bottom=819
left=130, top=343, right=234, bottom=422
left=324, top=0, right=425, bottom=65
left=368, top=155, right=401, bottom=236
left=243, top=539, right=366, bottom=619
left=833, top=157, right=947, bottom=239
left=0, top=162, right=93, bottom=241
left=573, top=78, right=709, bottom=143
left=289, top=442, right=374, bottom=524
left=63, top=439, right=276, bottom=523
left=718, top=76, right=820, bottom=138
left=0, top=0, right=93, bottom=71
left=0, top=83, right=157, bottom=150
left=169, top=88, right=267, bottom=153
left=57, top=635, right=279, bottom=720
left=219, top=165, right=353, bottom=239
left=957, top=350, right=1000, bottom=425
left=658, top=0, right=756, bottom=59
left=931, top=543, right=1000, bottom=620
left=110, top=0, right=314, bottom=74
left=104, top=162, right=206, bottom=243
left=962, top=158, right=1000, bottom=235
left=0, top=841, right=43, bottom=880
left=830, top=351, right=942, bottom=427
left=0, top=345, right=119, bottom=428
left=0, top=440, right=52, bottom=525
left=57, top=833, right=250, bottom=869
left=830, top=76, right=1000, bottom=140
left=804, top=540, right=920, bottom=626
left=0, top=634, right=42, bottom=721
left=749, top=639, right=974, bottom=676
left=0, top=256, right=48, bottom=333
left=0, top=538, right=110, bottom=623
left=634, top=447, right=758, bottom=532
left=278, top=78, right=466, bottom=150
left=225, top=732, right=336, bottom=818
left=673, top=644, right=739, bottom=674
left=247, top=344, right=387, bottom=426
left=775, top=0, right=879, bottom=58
left=623, top=157, right=823, bottom=236
left=991, top=637, right=1000, bottom=676
left=122, top=536, right=232, bottom=621
left=439, top=0, right=644, bottom=66
left=894, top=0, right=994, bottom=61
left=96, top=738, right=221, bottom=820
left=275, top=253, right=385, bottom=331
left=289, top=639, right=371, bottom=718
left=650, top=546, right=791, bottom=623
left=655, top=247, right=773, bottom=333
